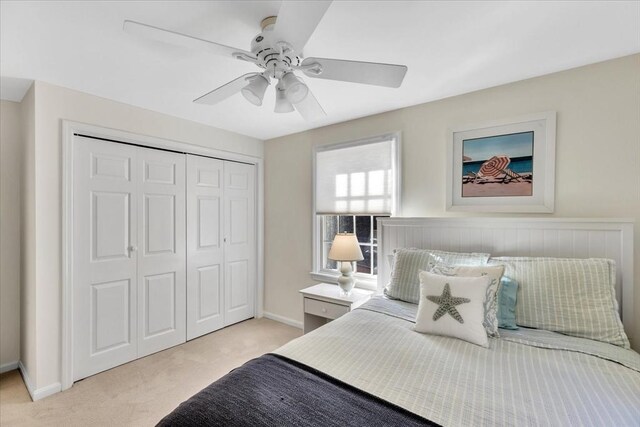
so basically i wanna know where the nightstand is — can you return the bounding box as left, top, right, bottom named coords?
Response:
left=300, top=283, right=374, bottom=334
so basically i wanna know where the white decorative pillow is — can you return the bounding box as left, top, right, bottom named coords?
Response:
left=415, top=271, right=492, bottom=348
left=430, top=263, right=505, bottom=338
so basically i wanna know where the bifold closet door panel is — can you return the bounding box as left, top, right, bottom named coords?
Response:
left=223, top=161, right=256, bottom=326
left=73, top=137, right=139, bottom=380
left=137, top=149, right=187, bottom=357
left=186, top=155, right=225, bottom=340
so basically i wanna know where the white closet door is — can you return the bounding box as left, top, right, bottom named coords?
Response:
left=223, top=161, right=256, bottom=325
left=73, top=137, right=138, bottom=380
left=186, top=155, right=224, bottom=340
left=137, top=148, right=187, bottom=357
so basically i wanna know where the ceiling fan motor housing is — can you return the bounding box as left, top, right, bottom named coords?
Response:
left=251, top=16, right=301, bottom=79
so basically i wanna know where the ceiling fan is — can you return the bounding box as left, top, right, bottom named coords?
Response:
left=123, top=1, right=407, bottom=121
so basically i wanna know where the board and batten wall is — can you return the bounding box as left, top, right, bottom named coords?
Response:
left=264, top=54, right=640, bottom=350
left=0, top=100, right=22, bottom=372
left=17, top=81, right=263, bottom=398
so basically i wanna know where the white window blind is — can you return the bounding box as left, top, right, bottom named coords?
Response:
left=315, top=135, right=397, bottom=215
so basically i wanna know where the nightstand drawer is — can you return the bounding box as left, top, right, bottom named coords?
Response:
left=304, top=298, right=349, bottom=320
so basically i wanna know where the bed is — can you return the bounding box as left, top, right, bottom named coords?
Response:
left=158, top=218, right=640, bottom=426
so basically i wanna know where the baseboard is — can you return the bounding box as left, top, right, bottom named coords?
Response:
left=18, top=361, right=35, bottom=400
left=32, top=381, right=62, bottom=401
left=263, top=311, right=303, bottom=329
left=18, top=361, right=62, bottom=401
left=0, top=361, right=19, bottom=374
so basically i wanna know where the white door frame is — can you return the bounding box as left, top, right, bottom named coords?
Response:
left=61, top=120, right=265, bottom=390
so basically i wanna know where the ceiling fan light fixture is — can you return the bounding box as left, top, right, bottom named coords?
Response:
left=274, top=85, right=295, bottom=113
left=241, top=74, right=270, bottom=106
left=281, top=72, right=309, bottom=104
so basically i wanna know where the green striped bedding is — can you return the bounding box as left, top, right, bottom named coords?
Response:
left=489, top=257, right=629, bottom=348
left=384, top=248, right=490, bottom=304
left=275, top=297, right=640, bottom=426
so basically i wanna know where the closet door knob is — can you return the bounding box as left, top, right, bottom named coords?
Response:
left=128, top=245, right=137, bottom=252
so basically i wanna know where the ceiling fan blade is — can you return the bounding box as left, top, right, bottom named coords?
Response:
left=294, top=86, right=326, bottom=121
left=272, top=1, right=332, bottom=54
left=300, top=57, right=408, bottom=88
left=193, top=73, right=259, bottom=105
left=124, top=20, right=256, bottom=61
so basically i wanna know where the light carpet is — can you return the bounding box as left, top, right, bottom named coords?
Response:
left=0, top=318, right=301, bottom=426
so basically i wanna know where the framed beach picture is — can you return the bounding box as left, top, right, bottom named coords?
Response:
left=446, top=111, right=556, bottom=212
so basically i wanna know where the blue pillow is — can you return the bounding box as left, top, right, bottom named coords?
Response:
left=497, top=276, right=519, bottom=330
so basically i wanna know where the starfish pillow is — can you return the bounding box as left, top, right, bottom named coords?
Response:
left=415, top=270, right=492, bottom=347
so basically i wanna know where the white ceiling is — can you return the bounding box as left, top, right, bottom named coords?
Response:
left=2, top=1, right=639, bottom=140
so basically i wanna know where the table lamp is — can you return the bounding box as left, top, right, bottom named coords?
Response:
left=328, top=233, right=364, bottom=296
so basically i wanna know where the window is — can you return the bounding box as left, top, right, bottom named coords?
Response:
left=321, top=215, right=388, bottom=276
left=312, top=133, right=401, bottom=288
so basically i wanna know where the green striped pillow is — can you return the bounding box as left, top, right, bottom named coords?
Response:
left=384, top=248, right=490, bottom=304
left=490, top=257, right=629, bottom=348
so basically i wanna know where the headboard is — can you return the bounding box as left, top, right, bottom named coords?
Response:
left=377, top=217, right=635, bottom=336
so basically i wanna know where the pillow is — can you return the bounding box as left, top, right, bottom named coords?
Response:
left=490, top=257, right=629, bottom=348
left=387, top=254, right=395, bottom=270
left=429, top=263, right=505, bottom=337
left=415, top=271, right=491, bottom=347
left=384, top=248, right=491, bottom=304
left=497, top=276, right=518, bottom=330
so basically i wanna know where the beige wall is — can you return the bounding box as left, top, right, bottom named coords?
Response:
left=0, top=100, right=22, bottom=369
left=264, top=54, right=640, bottom=349
left=27, top=81, right=263, bottom=392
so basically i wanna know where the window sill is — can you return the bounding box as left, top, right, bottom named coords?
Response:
left=309, top=271, right=378, bottom=291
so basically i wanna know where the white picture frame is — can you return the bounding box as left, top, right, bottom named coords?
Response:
left=446, top=111, right=556, bottom=213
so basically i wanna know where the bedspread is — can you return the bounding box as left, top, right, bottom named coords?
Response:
left=157, top=353, right=436, bottom=426
left=275, top=296, right=640, bottom=426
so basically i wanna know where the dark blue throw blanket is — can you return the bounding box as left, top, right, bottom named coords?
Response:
left=157, top=354, right=437, bottom=426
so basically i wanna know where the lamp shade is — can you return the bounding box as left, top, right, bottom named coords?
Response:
left=241, top=74, right=270, bottom=106
left=328, top=233, right=364, bottom=261
left=274, top=85, right=294, bottom=113
left=281, top=72, right=308, bottom=104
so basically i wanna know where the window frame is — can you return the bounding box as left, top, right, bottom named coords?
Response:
left=311, top=132, right=402, bottom=290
